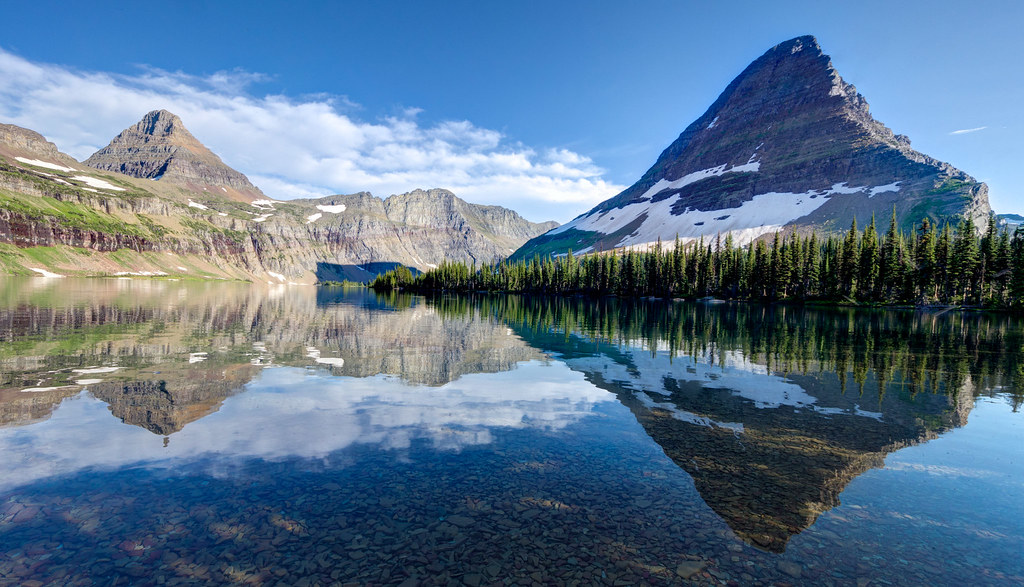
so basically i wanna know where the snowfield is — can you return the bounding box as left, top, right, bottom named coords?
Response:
left=187, top=199, right=208, bottom=210
left=316, top=204, right=346, bottom=214
left=550, top=161, right=902, bottom=248
left=71, top=175, right=126, bottom=191
left=306, top=212, right=322, bottom=224
left=15, top=157, right=75, bottom=172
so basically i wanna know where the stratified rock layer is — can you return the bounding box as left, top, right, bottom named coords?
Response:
left=0, top=124, right=81, bottom=168
left=84, top=109, right=266, bottom=202
left=0, top=116, right=557, bottom=281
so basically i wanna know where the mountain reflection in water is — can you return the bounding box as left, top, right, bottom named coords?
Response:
left=1, top=278, right=1023, bottom=580
left=484, top=295, right=1014, bottom=552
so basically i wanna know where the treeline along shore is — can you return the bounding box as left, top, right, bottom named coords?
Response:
left=371, top=213, right=1024, bottom=310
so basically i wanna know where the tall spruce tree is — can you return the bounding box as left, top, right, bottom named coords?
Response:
left=858, top=216, right=879, bottom=301
left=915, top=218, right=936, bottom=302
left=880, top=210, right=902, bottom=302
left=952, top=218, right=980, bottom=304
left=840, top=218, right=860, bottom=297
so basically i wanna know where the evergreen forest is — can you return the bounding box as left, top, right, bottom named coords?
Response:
left=372, top=214, right=1024, bottom=309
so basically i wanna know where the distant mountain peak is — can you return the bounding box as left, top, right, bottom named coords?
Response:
left=84, top=110, right=266, bottom=202
left=515, top=35, right=990, bottom=259
left=136, top=109, right=188, bottom=137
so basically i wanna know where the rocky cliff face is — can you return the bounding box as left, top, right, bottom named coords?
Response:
left=0, top=124, right=81, bottom=168
left=515, top=35, right=991, bottom=258
left=0, top=115, right=556, bottom=281
left=83, top=109, right=267, bottom=203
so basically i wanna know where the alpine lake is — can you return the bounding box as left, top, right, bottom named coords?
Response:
left=1, top=278, right=1022, bottom=587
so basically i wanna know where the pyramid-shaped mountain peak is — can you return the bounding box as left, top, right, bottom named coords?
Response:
left=515, top=35, right=990, bottom=259
left=136, top=109, right=190, bottom=138
left=84, top=110, right=266, bottom=202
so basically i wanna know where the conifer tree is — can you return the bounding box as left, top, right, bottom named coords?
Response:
left=952, top=218, right=980, bottom=304
left=858, top=216, right=879, bottom=301
left=804, top=233, right=820, bottom=299
left=1010, top=228, right=1024, bottom=305
left=840, top=218, right=860, bottom=297
left=880, top=210, right=901, bottom=302
left=915, top=218, right=936, bottom=302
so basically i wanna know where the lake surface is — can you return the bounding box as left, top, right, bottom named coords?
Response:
left=1, top=278, right=1022, bottom=586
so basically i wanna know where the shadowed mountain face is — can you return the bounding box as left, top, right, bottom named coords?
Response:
left=515, top=35, right=990, bottom=258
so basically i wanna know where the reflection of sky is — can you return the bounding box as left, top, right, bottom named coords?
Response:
left=817, top=397, right=1024, bottom=560
left=0, top=361, right=613, bottom=492
left=569, top=345, right=883, bottom=425
left=882, top=397, right=1024, bottom=485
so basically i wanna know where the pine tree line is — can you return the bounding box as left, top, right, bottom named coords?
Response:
left=373, top=213, right=1024, bottom=308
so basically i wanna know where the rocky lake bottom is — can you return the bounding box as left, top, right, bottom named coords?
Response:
left=0, top=279, right=1022, bottom=586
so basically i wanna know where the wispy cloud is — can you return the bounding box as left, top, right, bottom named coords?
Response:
left=949, top=126, right=987, bottom=135
left=0, top=49, right=622, bottom=222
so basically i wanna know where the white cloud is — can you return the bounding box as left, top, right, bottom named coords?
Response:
left=0, top=49, right=622, bottom=222
left=949, top=126, right=987, bottom=135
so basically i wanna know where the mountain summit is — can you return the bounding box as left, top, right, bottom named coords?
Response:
left=84, top=109, right=266, bottom=202
left=516, top=35, right=991, bottom=258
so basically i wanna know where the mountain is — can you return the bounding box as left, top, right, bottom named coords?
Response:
left=84, top=110, right=267, bottom=203
left=0, top=124, right=81, bottom=169
left=0, top=114, right=556, bottom=282
left=515, top=35, right=991, bottom=259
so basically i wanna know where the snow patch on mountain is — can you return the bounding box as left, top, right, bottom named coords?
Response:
left=550, top=172, right=905, bottom=249
left=71, top=175, right=125, bottom=191
left=559, top=188, right=826, bottom=248
left=869, top=182, right=901, bottom=196
left=316, top=204, right=346, bottom=214
left=15, top=157, right=75, bottom=172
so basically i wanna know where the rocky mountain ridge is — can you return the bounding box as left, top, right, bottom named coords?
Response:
left=515, top=35, right=991, bottom=259
left=0, top=114, right=556, bottom=282
left=83, top=109, right=267, bottom=203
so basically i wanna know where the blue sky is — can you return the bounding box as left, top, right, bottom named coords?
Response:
left=1, top=0, right=1020, bottom=222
